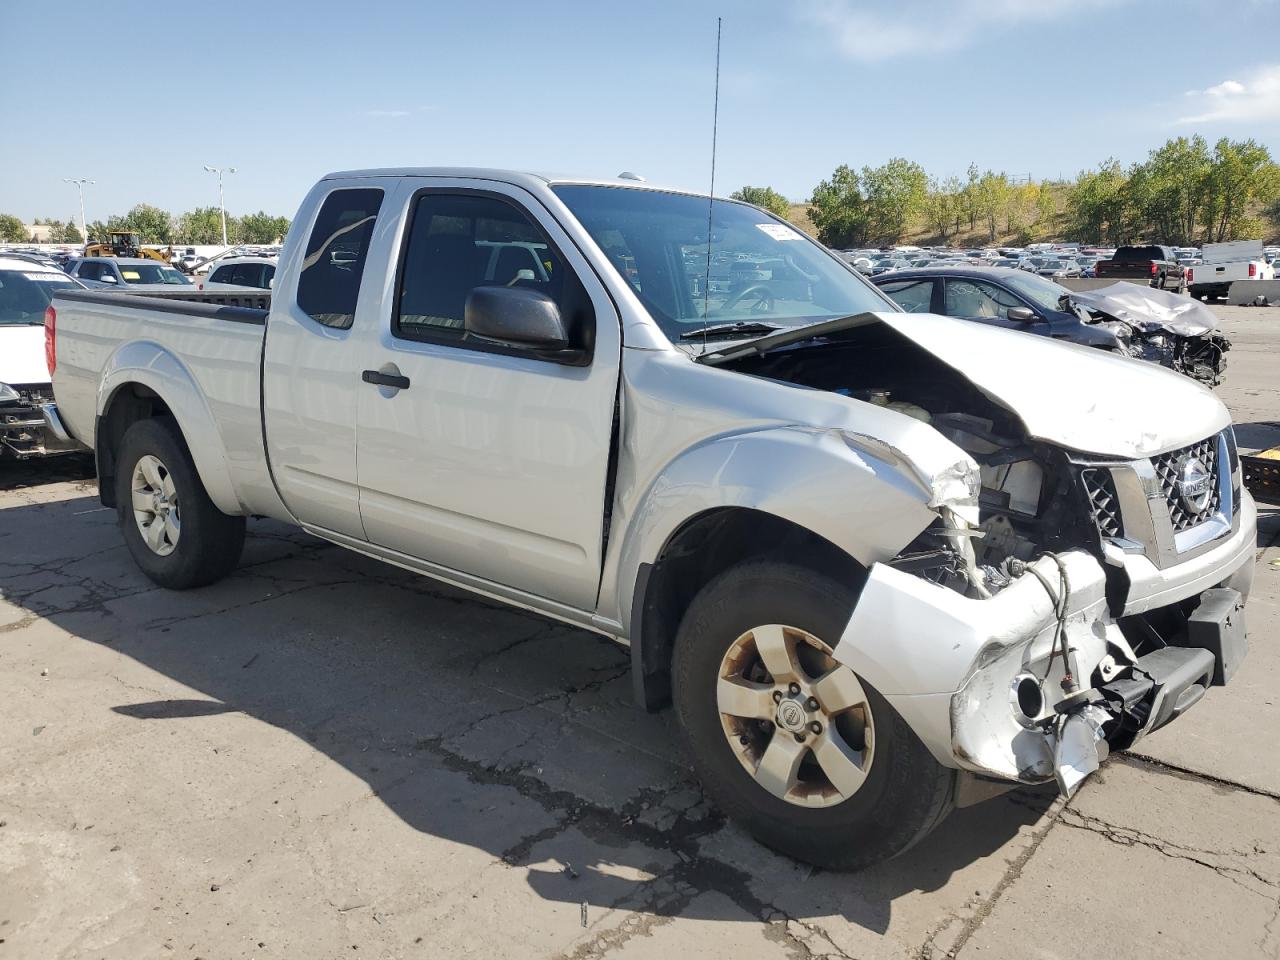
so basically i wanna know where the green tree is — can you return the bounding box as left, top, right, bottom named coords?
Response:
left=922, top=177, right=961, bottom=241
left=175, top=207, right=236, bottom=244
left=808, top=165, right=868, bottom=248
left=109, top=203, right=174, bottom=244
left=860, top=157, right=928, bottom=244
left=1201, top=138, right=1280, bottom=242
left=0, top=214, right=27, bottom=242
left=1067, top=159, right=1132, bottom=243
left=59, top=218, right=83, bottom=243
left=961, top=162, right=981, bottom=230
left=729, top=186, right=791, bottom=219
left=237, top=211, right=291, bottom=244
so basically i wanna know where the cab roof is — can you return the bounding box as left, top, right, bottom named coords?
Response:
left=319, top=167, right=695, bottom=195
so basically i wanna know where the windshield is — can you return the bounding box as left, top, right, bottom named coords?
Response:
left=0, top=269, right=79, bottom=325
left=119, top=264, right=190, bottom=285
left=999, top=270, right=1070, bottom=312
left=552, top=185, right=894, bottom=340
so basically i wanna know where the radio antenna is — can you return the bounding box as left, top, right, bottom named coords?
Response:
left=700, top=16, right=722, bottom=341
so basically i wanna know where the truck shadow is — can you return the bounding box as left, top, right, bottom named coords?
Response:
left=1, top=483, right=1056, bottom=939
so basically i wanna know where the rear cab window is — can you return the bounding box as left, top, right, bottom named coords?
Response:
left=297, top=187, right=384, bottom=329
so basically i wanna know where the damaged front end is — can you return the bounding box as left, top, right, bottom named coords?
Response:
left=0, top=383, right=84, bottom=459
left=1070, top=283, right=1231, bottom=386
left=838, top=413, right=1251, bottom=798
left=708, top=315, right=1253, bottom=799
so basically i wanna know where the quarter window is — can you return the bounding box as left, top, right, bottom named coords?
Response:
left=877, top=278, right=934, bottom=313
left=297, top=188, right=384, bottom=329
left=393, top=192, right=592, bottom=352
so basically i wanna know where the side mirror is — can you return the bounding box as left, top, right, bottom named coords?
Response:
left=465, top=285, right=569, bottom=351
left=100, top=274, right=118, bottom=284
left=1006, top=306, right=1037, bottom=322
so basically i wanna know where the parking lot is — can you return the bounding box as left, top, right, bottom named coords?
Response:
left=0, top=307, right=1276, bottom=959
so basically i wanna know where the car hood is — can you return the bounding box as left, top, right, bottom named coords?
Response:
left=1067, top=282, right=1218, bottom=336
left=699, top=311, right=1229, bottom=458
left=0, top=326, right=50, bottom=386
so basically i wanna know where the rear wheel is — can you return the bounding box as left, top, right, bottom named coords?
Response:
left=114, top=418, right=245, bottom=589
left=673, top=561, right=955, bottom=870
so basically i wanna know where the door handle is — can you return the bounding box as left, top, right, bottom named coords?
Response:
left=362, top=370, right=411, bottom=390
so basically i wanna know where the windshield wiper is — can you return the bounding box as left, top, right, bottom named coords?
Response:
left=678, top=321, right=784, bottom=340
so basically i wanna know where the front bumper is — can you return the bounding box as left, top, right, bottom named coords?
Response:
left=0, top=399, right=86, bottom=458
left=831, top=490, right=1256, bottom=794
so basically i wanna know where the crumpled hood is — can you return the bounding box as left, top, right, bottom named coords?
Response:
left=0, top=326, right=50, bottom=386
left=1068, top=283, right=1219, bottom=336
left=874, top=311, right=1229, bottom=457
left=700, top=310, right=1230, bottom=458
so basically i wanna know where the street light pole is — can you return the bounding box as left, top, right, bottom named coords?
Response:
left=62, top=178, right=95, bottom=248
left=203, top=165, right=237, bottom=247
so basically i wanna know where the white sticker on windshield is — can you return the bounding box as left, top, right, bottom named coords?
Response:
left=755, top=223, right=802, bottom=241
left=24, top=272, right=65, bottom=281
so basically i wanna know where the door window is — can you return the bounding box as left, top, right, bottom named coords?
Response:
left=297, top=188, right=384, bottom=329
left=393, top=191, right=593, bottom=354
left=208, top=265, right=234, bottom=284
left=877, top=278, right=934, bottom=313
left=943, top=279, right=1027, bottom=319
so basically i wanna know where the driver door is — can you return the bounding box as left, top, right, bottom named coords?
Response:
left=942, top=278, right=1041, bottom=332
left=354, top=182, right=621, bottom=610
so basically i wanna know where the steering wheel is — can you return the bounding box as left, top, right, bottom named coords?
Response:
left=721, top=284, right=776, bottom=314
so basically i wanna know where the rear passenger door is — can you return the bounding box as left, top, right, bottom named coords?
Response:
left=353, top=182, right=621, bottom=610
left=262, top=181, right=392, bottom=539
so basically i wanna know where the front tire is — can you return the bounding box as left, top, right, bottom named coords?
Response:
left=114, top=418, right=245, bottom=589
left=672, top=561, right=955, bottom=870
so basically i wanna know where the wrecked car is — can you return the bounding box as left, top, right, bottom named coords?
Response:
left=0, top=255, right=88, bottom=458
left=46, top=170, right=1255, bottom=870
left=874, top=266, right=1230, bottom=385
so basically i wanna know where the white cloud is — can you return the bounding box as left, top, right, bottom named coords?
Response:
left=1178, top=65, right=1280, bottom=123
left=365, top=109, right=411, bottom=118
left=802, top=0, right=1119, bottom=62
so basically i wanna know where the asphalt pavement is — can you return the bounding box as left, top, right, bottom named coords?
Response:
left=1, top=307, right=1278, bottom=959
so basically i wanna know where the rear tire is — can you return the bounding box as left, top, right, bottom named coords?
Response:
left=114, top=418, right=245, bottom=589
left=672, top=560, right=955, bottom=870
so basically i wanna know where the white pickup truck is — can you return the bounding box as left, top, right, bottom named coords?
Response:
left=1189, top=239, right=1274, bottom=301
left=47, top=169, right=1256, bottom=869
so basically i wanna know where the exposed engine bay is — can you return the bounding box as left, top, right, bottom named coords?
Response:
left=718, top=322, right=1099, bottom=594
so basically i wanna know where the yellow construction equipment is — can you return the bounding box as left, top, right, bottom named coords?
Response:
left=83, top=230, right=174, bottom=263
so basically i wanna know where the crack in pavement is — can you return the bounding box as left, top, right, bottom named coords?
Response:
left=1118, top=753, right=1280, bottom=803
left=924, top=799, right=1065, bottom=960
left=1056, top=807, right=1280, bottom=897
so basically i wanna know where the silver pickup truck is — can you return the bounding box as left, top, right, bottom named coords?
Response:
left=47, top=169, right=1256, bottom=869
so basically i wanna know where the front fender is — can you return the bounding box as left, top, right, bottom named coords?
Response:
left=97, top=341, right=243, bottom=516
left=613, top=425, right=942, bottom=633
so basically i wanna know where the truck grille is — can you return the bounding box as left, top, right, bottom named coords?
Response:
left=1152, top=436, right=1221, bottom=532
left=1081, top=468, right=1122, bottom=538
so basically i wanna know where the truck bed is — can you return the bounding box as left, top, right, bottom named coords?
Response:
left=50, top=288, right=278, bottom=517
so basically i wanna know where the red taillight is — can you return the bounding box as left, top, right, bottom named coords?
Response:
left=1187, top=267, right=1194, bottom=283
left=44, top=305, right=56, bottom=376
left=1249, top=262, right=1257, bottom=278
left=1150, top=262, right=1158, bottom=275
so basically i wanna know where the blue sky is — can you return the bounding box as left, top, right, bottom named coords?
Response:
left=3, top=0, right=1278, bottom=221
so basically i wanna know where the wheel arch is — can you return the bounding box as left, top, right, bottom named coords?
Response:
left=95, top=344, right=241, bottom=515
left=629, top=506, right=868, bottom=712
